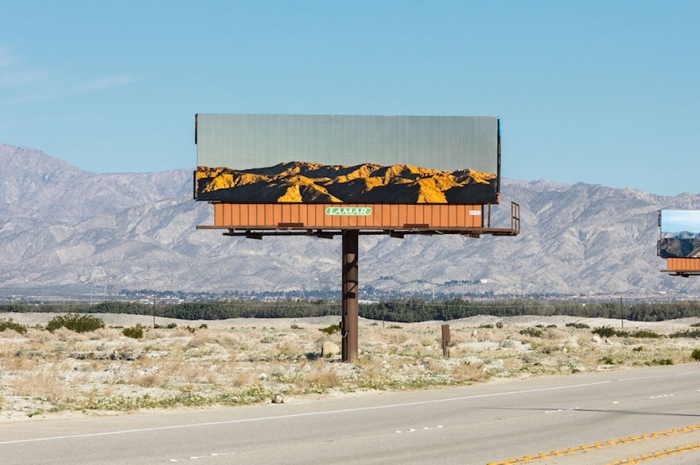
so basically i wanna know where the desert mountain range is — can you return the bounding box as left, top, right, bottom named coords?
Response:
left=1, top=142, right=700, bottom=299
left=196, top=162, right=497, bottom=204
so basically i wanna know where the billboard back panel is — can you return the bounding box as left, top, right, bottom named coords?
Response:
left=195, top=114, right=500, bottom=205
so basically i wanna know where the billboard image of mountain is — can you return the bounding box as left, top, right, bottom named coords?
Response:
left=194, top=114, right=501, bottom=205
left=658, top=210, right=700, bottom=258
left=196, top=161, right=497, bottom=204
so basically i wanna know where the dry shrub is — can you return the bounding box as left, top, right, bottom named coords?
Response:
left=72, top=372, right=92, bottom=385
left=503, top=357, right=523, bottom=373
left=531, top=340, right=561, bottom=355
left=385, top=329, right=410, bottom=345
left=185, top=332, right=217, bottom=349
left=543, top=328, right=569, bottom=340
left=304, top=360, right=340, bottom=389
left=53, top=327, right=89, bottom=343
left=213, top=333, right=241, bottom=350
left=160, top=353, right=185, bottom=376
left=180, top=363, right=208, bottom=383
left=275, top=339, right=302, bottom=358
left=173, top=327, right=196, bottom=337
left=205, top=369, right=220, bottom=385
left=356, top=355, right=384, bottom=378
left=140, top=329, right=166, bottom=340
left=29, top=329, right=58, bottom=344
left=4, top=350, right=40, bottom=371
left=451, top=361, right=486, bottom=383
left=9, top=369, right=66, bottom=403
left=448, top=332, right=470, bottom=345
left=131, top=372, right=163, bottom=388
left=0, top=329, right=26, bottom=339
left=231, top=370, right=254, bottom=387
left=134, top=355, right=158, bottom=370
left=89, top=328, right=122, bottom=340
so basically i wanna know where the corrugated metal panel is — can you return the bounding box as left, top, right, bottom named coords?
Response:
left=213, top=203, right=484, bottom=229
left=667, top=258, right=700, bottom=271
left=196, top=114, right=498, bottom=173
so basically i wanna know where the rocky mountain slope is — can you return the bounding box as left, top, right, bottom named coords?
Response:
left=0, top=143, right=191, bottom=224
left=1, top=143, right=699, bottom=298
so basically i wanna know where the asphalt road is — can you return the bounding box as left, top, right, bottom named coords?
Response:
left=3, top=364, right=700, bottom=465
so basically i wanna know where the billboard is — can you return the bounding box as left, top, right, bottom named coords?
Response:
left=194, top=114, right=500, bottom=205
left=658, top=210, right=700, bottom=258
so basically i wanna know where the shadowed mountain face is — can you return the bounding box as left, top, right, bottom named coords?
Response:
left=658, top=238, right=700, bottom=258
left=196, top=161, right=498, bottom=204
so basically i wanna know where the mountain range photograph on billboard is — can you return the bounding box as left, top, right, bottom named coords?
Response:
left=658, top=210, right=700, bottom=258
left=194, top=114, right=500, bottom=205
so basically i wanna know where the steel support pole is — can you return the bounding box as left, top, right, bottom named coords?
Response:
left=341, top=230, right=359, bottom=363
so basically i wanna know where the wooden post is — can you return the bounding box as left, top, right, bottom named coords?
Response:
left=441, top=324, right=451, bottom=358
left=341, top=231, right=359, bottom=363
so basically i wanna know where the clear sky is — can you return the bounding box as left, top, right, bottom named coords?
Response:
left=662, top=210, right=700, bottom=233
left=1, top=0, right=698, bottom=196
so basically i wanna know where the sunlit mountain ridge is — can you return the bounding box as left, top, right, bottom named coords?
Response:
left=196, top=161, right=497, bottom=204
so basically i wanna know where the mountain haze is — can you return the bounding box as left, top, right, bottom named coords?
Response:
left=1, top=143, right=699, bottom=298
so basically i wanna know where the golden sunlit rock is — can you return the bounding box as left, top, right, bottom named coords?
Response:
left=197, top=161, right=497, bottom=203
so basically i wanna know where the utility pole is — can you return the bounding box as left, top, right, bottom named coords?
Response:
left=619, top=296, right=624, bottom=330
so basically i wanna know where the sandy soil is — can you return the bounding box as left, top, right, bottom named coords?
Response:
left=1, top=312, right=699, bottom=423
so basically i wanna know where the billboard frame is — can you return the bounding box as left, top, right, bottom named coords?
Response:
left=195, top=114, right=519, bottom=363
left=658, top=210, right=700, bottom=277
left=194, top=113, right=502, bottom=207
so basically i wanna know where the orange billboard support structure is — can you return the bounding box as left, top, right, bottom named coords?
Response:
left=196, top=202, right=520, bottom=363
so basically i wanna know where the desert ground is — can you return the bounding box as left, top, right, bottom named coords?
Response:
left=1, top=312, right=699, bottom=424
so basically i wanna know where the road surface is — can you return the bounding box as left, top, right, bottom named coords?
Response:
left=3, top=364, right=700, bottom=464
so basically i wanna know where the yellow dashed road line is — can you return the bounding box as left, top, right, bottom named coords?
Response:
left=486, top=423, right=700, bottom=464
left=605, top=441, right=700, bottom=464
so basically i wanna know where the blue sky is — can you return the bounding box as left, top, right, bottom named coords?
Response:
left=662, top=210, right=700, bottom=234
left=1, top=0, right=698, bottom=196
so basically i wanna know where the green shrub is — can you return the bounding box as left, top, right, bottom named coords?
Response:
left=0, top=319, right=27, bottom=334
left=566, top=322, right=590, bottom=329
left=649, top=358, right=673, bottom=366
left=692, top=348, right=700, bottom=361
left=319, top=324, right=340, bottom=335
left=592, top=326, right=629, bottom=338
left=495, top=322, right=503, bottom=329
left=519, top=328, right=542, bottom=338
left=46, top=314, right=105, bottom=333
left=670, top=329, right=700, bottom=339
left=629, top=330, right=661, bottom=339
left=599, top=356, right=615, bottom=365
left=122, top=326, right=144, bottom=339
left=479, top=324, right=494, bottom=329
